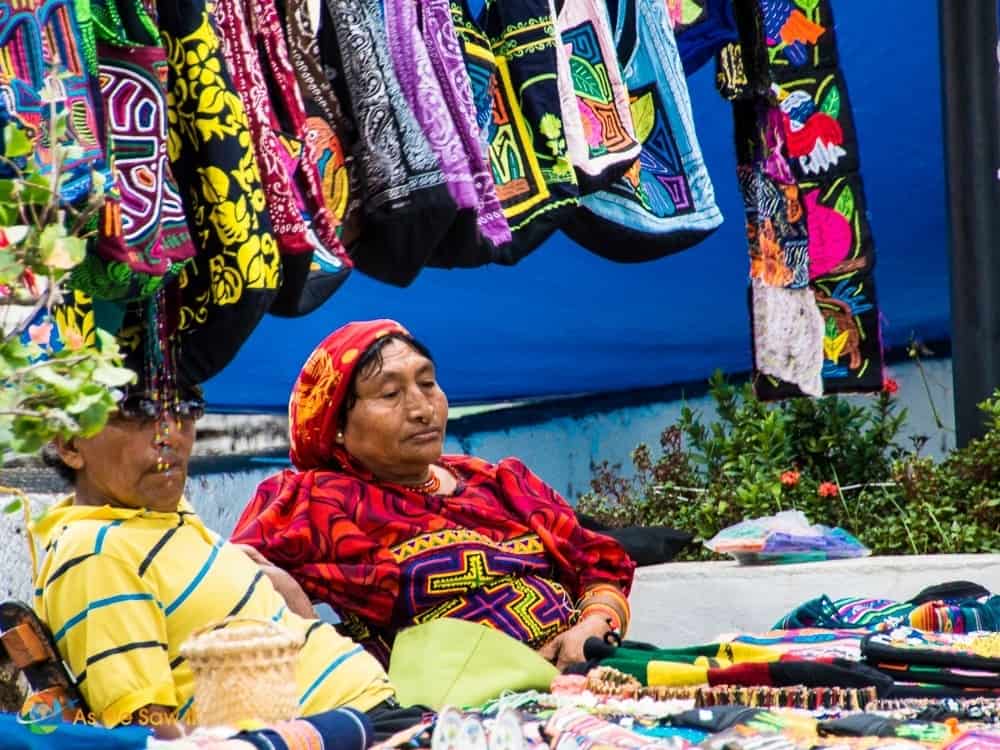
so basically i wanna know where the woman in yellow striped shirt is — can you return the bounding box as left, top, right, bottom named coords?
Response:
left=35, top=386, right=398, bottom=738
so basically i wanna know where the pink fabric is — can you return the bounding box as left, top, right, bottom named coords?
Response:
left=805, top=189, right=851, bottom=279
left=214, top=0, right=346, bottom=263
left=555, top=0, right=640, bottom=185
left=249, top=0, right=346, bottom=258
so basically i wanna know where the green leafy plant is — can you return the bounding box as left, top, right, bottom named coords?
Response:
left=1, top=105, right=133, bottom=462
left=578, top=371, right=1000, bottom=558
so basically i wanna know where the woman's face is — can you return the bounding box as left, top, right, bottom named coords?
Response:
left=57, top=412, right=196, bottom=512
left=342, top=339, right=448, bottom=482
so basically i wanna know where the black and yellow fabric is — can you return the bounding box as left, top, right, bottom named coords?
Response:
left=158, top=0, right=281, bottom=383
left=480, top=0, right=579, bottom=264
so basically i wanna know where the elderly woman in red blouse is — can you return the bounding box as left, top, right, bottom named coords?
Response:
left=231, top=319, right=635, bottom=670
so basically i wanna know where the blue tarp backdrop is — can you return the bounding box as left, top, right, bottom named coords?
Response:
left=204, top=0, right=949, bottom=411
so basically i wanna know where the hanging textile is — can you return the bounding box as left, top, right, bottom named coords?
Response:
left=43, top=0, right=199, bottom=310
left=384, top=0, right=497, bottom=268
left=213, top=0, right=350, bottom=316
left=450, top=0, right=496, bottom=140
left=281, top=0, right=361, bottom=246
left=315, top=0, right=457, bottom=287
left=71, top=40, right=198, bottom=302
left=0, top=0, right=109, bottom=208
left=554, top=0, right=641, bottom=194
left=418, top=0, right=513, bottom=264
left=249, top=0, right=352, bottom=317
left=564, top=0, right=723, bottom=262
left=480, top=0, right=580, bottom=264
left=720, top=0, right=883, bottom=398
left=158, top=0, right=281, bottom=383
left=666, top=0, right=738, bottom=76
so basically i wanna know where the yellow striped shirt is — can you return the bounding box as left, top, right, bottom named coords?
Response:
left=32, top=498, right=394, bottom=727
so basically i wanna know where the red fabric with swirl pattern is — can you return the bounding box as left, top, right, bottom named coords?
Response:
left=231, top=454, right=635, bottom=660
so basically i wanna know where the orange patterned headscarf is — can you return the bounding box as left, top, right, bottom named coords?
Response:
left=288, top=319, right=410, bottom=470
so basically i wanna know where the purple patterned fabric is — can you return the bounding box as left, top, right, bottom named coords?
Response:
left=384, top=0, right=477, bottom=211
left=419, top=0, right=511, bottom=245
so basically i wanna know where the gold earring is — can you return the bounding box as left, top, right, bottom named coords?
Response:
left=336, top=431, right=344, bottom=442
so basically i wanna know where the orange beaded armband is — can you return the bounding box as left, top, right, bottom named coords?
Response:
left=578, top=584, right=630, bottom=635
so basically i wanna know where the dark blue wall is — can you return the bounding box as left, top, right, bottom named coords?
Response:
left=205, top=0, right=949, bottom=410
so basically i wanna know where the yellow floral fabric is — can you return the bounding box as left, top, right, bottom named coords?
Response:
left=161, top=9, right=281, bottom=382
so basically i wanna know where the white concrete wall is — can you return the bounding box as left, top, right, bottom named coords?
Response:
left=1, top=494, right=55, bottom=603
left=627, top=554, right=1000, bottom=646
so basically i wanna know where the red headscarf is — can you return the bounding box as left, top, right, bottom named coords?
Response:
left=288, top=319, right=410, bottom=470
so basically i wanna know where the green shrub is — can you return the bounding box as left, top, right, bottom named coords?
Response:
left=578, top=372, right=1000, bottom=559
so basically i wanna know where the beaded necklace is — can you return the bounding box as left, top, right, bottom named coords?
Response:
left=399, top=463, right=459, bottom=494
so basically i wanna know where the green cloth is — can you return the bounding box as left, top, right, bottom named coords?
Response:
left=388, top=619, right=558, bottom=710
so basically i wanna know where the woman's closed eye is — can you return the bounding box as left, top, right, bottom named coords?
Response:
left=380, top=389, right=400, bottom=400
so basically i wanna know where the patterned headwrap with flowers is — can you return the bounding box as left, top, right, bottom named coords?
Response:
left=289, top=319, right=410, bottom=470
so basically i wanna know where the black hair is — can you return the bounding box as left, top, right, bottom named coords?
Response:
left=336, top=333, right=435, bottom=428
left=41, top=443, right=76, bottom=486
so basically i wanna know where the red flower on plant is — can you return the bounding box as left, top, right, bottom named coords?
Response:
left=22, top=267, right=40, bottom=297
left=883, top=377, right=899, bottom=394
left=780, top=470, right=801, bottom=487
left=818, top=481, right=839, bottom=498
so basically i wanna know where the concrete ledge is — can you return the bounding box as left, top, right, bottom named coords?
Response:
left=627, top=554, right=1000, bottom=647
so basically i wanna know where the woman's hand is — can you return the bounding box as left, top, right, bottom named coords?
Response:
left=234, top=544, right=317, bottom=620
left=537, top=615, right=610, bottom=671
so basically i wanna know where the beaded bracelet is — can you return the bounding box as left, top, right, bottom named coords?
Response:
left=577, top=585, right=630, bottom=634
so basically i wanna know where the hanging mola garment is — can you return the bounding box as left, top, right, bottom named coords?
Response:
left=555, top=0, right=640, bottom=194
left=246, top=0, right=351, bottom=316
left=0, top=0, right=109, bottom=207
left=480, top=0, right=580, bottom=264
left=723, top=0, right=883, bottom=399
left=450, top=0, right=496, bottom=142
left=316, top=0, right=457, bottom=287
left=563, top=0, right=722, bottom=262
left=70, top=0, right=197, bottom=303
left=666, top=0, right=739, bottom=76
left=159, top=0, right=281, bottom=384
left=418, top=0, right=513, bottom=264
left=214, top=0, right=350, bottom=316
left=281, top=0, right=362, bottom=247
left=384, top=0, right=493, bottom=268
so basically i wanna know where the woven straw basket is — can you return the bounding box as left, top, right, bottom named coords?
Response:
left=179, top=617, right=304, bottom=727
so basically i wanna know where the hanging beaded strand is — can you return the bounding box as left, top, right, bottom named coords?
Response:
left=146, top=285, right=181, bottom=473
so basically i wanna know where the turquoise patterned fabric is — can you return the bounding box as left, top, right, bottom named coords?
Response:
left=565, top=0, right=722, bottom=262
